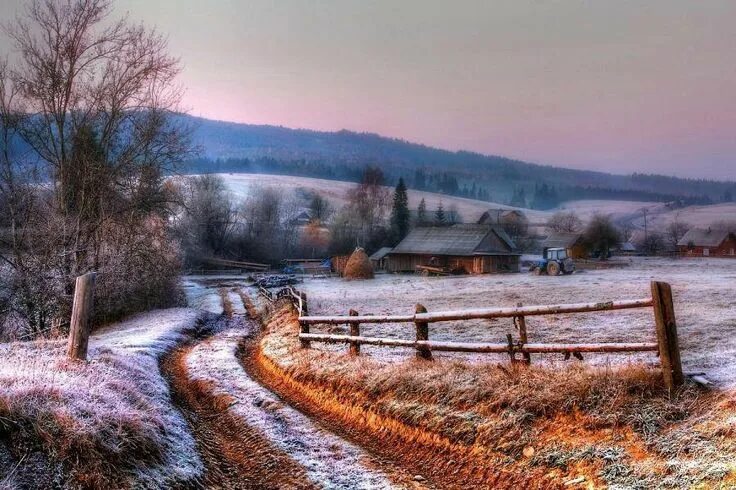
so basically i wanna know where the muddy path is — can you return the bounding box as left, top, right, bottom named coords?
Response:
left=162, top=333, right=314, bottom=489
left=163, top=311, right=425, bottom=489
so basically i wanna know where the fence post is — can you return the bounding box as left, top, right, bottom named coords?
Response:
left=415, top=303, right=432, bottom=360
left=515, top=302, right=531, bottom=364
left=67, top=272, right=96, bottom=361
left=299, top=291, right=309, bottom=315
left=349, top=309, right=360, bottom=356
left=651, top=281, right=683, bottom=390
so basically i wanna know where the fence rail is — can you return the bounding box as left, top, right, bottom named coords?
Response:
left=259, top=280, right=683, bottom=389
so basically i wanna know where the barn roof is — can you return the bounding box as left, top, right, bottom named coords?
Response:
left=390, top=224, right=518, bottom=256
left=677, top=228, right=734, bottom=247
left=541, top=232, right=583, bottom=249
left=369, top=247, right=393, bottom=261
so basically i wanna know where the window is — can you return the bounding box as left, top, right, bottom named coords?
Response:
left=703, top=248, right=709, bottom=256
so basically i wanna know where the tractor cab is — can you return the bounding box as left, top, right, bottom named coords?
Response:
left=534, top=247, right=576, bottom=276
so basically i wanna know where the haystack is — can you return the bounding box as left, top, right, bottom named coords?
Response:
left=343, top=247, right=374, bottom=280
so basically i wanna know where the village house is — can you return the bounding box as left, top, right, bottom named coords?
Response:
left=540, top=232, right=588, bottom=258
left=677, top=228, right=736, bottom=257
left=387, top=224, right=520, bottom=274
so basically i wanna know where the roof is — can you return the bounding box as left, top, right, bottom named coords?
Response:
left=541, top=232, right=583, bottom=249
left=369, top=247, right=393, bottom=261
left=390, top=224, right=518, bottom=256
left=619, top=241, right=637, bottom=252
left=677, top=228, right=735, bottom=247
left=477, top=208, right=526, bottom=225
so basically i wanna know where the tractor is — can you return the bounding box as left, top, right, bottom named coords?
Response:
left=532, top=247, right=575, bottom=276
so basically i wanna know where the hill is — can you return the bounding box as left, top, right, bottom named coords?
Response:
left=181, top=115, right=736, bottom=208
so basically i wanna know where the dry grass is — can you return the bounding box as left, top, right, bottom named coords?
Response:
left=257, top=300, right=735, bottom=488
left=343, top=248, right=374, bottom=280
left=0, top=309, right=203, bottom=489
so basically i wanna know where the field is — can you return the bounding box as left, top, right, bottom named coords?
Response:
left=214, top=172, right=736, bottom=232
left=215, top=172, right=551, bottom=223
left=298, top=256, right=736, bottom=386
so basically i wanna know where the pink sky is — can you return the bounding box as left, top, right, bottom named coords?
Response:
left=2, top=1, right=735, bottom=179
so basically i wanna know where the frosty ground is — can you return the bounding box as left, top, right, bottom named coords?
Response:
left=298, top=256, right=736, bottom=386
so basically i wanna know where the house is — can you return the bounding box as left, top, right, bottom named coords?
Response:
left=387, top=224, right=520, bottom=274
left=477, top=209, right=527, bottom=226
left=286, top=209, right=315, bottom=227
left=369, top=247, right=392, bottom=271
left=540, top=232, right=587, bottom=259
left=677, top=228, right=736, bottom=257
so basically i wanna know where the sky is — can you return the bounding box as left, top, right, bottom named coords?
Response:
left=1, top=0, right=735, bottom=180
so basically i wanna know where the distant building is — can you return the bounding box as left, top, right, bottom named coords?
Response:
left=477, top=209, right=527, bottom=226
left=677, top=228, right=736, bottom=257
left=540, top=232, right=587, bottom=258
left=369, top=247, right=393, bottom=271
left=387, top=224, right=520, bottom=274
left=286, top=209, right=315, bottom=227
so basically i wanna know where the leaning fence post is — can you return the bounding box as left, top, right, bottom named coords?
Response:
left=651, top=281, right=684, bottom=390
left=67, top=272, right=96, bottom=361
left=515, top=302, right=531, bottom=364
left=349, top=309, right=360, bottom=356
left=415, top=303, right=432, bottom=360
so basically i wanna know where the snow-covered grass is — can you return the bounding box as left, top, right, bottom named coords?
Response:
left=299, top=257, right=736, bottom=387
left=0, top=308, right=203, bottom=489
left=210, top=172, right=552, bottom=224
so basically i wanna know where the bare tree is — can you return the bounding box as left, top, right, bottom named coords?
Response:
left=665, top=213, right=689, bottom=250
left=345, top=166, right=390, bottom=247
left=547, top=211, right=582, bottom=233
left=1, top=0, right=191, bottom=336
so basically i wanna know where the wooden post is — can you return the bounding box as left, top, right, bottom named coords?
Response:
left=299, top=291, right=309, bottom=316
left=349, top=309, right=360, bottom=356
left=415, top=303, right=432, bottom=360
left=516, top=302, right=531, bottom=364
left=651, top=281, right=684, bottom=390
left=67, top=272, right=96, bottom=361
left=300, top=320, right=311, bottom=349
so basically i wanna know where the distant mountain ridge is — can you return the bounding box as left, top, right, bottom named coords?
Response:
left=182, top=115, right=736, bottom=207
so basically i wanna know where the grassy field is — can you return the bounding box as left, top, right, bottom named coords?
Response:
left=298, top=256, right=736, bottom=387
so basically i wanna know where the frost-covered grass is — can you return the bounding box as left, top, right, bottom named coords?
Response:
left=258, top=299, right=736, bottom=488
left=300, top=257, right=736, bottom=386
left=0, top=308, right=203, bottom=489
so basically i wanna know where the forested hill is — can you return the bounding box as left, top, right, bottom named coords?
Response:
left=181, top=115, right=736, bottom=209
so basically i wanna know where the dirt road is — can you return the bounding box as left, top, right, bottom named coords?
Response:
left=164, top=309, right=429, bottom=489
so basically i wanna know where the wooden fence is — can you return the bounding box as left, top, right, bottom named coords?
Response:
left=270, top=281, right=683, bottom=389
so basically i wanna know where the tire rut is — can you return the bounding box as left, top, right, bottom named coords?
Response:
left=163, top=338, right=315, bottom=489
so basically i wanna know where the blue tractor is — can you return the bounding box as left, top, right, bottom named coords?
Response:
left=532, top=247, right=576, bottom=276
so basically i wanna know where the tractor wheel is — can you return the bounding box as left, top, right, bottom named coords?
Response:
left=547, top=261, right=561, bottom=276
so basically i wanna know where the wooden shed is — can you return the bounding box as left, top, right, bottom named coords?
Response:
left=387, top=224, right=520, bottom=274
left=369, top=247, right=393, bottom=271
left=677, top=228, right=736, bottom=257
left=540, top=232, right=588, bottom=259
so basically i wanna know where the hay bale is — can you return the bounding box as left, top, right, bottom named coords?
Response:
left=343, top=248, right=374, bottom=280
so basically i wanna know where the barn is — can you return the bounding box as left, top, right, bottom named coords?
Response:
left=540, top=232, right=588, bottom=259
left=677, top=228, right=736, bottom=257
left=387, top=224, right=520, bottom=274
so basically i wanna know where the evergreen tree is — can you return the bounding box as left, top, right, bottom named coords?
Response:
left=435, top=200, right=446, bottom=226
left=417, top=198, right=428, bottom=226
left=390, top=177, right=410, bottom=243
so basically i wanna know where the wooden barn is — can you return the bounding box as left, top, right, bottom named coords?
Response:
left=387, top=224, right=520, bottom=274
left=677, top=228, right=736, bottom=257
left=540, top=232, right=588, bottom=259
left=369, top=247, right=392, bottom=271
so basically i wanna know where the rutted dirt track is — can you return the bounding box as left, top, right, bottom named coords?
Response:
left=163, top=313, right=427, bottom=489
